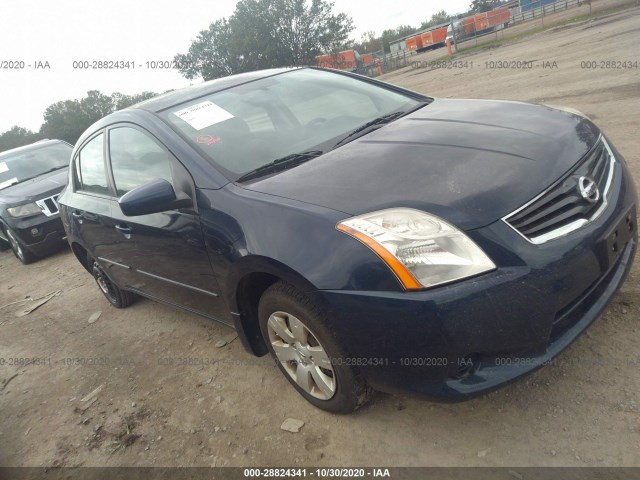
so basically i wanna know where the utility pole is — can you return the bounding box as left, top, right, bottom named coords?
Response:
left=449, top=17, right=459, bottom=53
left=379, top=37, right=386, bottom=69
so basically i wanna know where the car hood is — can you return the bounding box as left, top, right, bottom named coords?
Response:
left=0, top=168, right=68, bottom=206
left=242, top=99, right=601, bottom=230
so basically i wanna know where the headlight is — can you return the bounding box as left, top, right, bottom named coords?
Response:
left=7, top=202, right=42, bottom=218
left=337, top=208, right=496, bottom=290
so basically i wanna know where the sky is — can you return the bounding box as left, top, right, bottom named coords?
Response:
left=0, top=0, right=470, bottom=134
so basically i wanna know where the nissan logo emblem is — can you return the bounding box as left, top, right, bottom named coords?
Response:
left=578, top=176, right=600, bottom=204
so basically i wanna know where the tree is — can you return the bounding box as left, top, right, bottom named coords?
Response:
left=469, top=0, right=501, bottom=13
left=174, top=19, right=241, bottom=80
left=0, top=126, right=43, bottom=152
left=420, top=10, right=451, bottom=29
left=39, top=90, right=159, bottom=145
left=395, top=25, right=418, bottom=38
left=349, top=31, right=378, bottom=54
left=431, top=10, right=450, bottom=26
left=40, top=90, right=113, bottom=144
left=378, top=26, right=417, bottom=53
left=174, top=0, right=354, bottom=81
left=264, top=0, right=354, bottom=66
left=112, top=91, right=159, bottom=111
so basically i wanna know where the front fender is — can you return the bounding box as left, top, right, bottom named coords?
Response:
left=199, top=183, right=403, bottom=300
left=224, top=255, right=318, bottom=313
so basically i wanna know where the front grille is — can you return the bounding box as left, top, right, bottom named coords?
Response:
left=504, top=138, right=614, bottom=244
left=35, top=194, right=60, bottom=217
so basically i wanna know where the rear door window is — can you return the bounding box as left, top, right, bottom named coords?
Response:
left=76, top=133, right=109, bottom=195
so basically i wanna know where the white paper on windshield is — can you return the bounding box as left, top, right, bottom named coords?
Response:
left=0, top=162, right=8, bottom=173
left=172, top=101, right=234, bottom=130
left=0, top=177, right=18, bottom=189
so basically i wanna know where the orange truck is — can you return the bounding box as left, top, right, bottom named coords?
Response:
left=446, top=6, right=510, bottom=44
left=316, top=50, right=362, bottom=72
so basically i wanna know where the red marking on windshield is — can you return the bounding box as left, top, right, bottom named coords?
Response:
left=197, top=135, right=221, bottom=145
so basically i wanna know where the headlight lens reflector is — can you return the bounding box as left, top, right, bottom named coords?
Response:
left=7, top=202, right=42, bottom=218
left=337, top=208, right=496, bottom=289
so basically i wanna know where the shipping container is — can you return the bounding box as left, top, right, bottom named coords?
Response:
left=419, top=26, right=448, bottom=49
left=361, top=53, right=374, bottom=66
left=404, top=23, right=450, bottom=53
left=446, top=6, right=510, bottom=44
left=405, top=35, right=424, bottom=52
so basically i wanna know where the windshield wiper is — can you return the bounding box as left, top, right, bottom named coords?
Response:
left=332, top=112, right=405, bottom=149
left=333, top=101, right=431, bottom=150
left=237, top=151, right=323, bottom=183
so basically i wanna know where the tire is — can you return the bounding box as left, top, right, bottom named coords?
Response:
left=91, top=260, right=136, bottom=308
left=6, top=228, right=37, bottom=264
left=0, top=235, right=10, bottom=251
left=258, top=281, right=372, bottom=413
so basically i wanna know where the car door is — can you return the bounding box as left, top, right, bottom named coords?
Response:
left=101, top=124, right=230, bottom=323
left=68, top=132, right=116, bottom=265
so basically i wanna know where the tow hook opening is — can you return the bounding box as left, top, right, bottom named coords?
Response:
left=453, top=353, right=479, bottom=379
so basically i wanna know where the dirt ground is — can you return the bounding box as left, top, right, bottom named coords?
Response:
left=1, top=1, right=640, bottom=469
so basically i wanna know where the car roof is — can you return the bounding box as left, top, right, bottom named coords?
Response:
left=132, top=67, right=295, bottom=113
left=0, top=139, right=71, bottom=159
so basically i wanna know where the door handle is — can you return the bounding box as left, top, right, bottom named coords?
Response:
left=72, top=210, right=84, bottom=224
left=115, top=224, right=133, bottom=238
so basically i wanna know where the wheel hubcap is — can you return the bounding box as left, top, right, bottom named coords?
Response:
left=93, top=264, right=116, bottom=301
left=96, top=275, right=109, bottom=294
left=267, top=311, right=336, bottom=400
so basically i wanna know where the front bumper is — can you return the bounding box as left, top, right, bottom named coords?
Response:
left=3, top=214, right=67, bottom=257
left=316, top=148, right=637, bottom=401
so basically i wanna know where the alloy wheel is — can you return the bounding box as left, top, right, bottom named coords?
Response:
left=267, top=311, right=336, bottom=400
left=92, top=263, right=118, bottom=304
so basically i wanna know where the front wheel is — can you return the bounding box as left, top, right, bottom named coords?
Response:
left=258, top=281, right=372, bottom=413
left=0, top=235, right=11, bottom=251
left=91, top=260, right=135, bottom=308
left=6, top=228, right=36, bottom=264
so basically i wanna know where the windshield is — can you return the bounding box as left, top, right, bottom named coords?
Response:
left=161, top=68, right=426, bottom=181
left=0, top=142, right=72, bottom=190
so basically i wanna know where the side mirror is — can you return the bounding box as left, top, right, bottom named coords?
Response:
left=119, top=178, right=192, bottom=216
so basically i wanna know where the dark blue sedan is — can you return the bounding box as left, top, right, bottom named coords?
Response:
left=58, top=67, right=637, bottom=413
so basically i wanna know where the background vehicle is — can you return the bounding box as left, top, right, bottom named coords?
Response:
left=59, top=68, right=636, bottom=413
left=0, top=139, right=73, bottom=264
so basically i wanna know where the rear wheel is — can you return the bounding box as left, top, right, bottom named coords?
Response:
left=6, top=228, right=36, bottom=265
left=91, top=260, right=135, bottom=308
left=258, top=281, right=372, bottom=413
